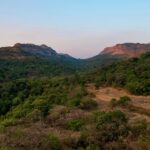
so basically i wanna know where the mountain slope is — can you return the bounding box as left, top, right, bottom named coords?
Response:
left=0, top=43, right=77, bottom=61
left=100, top=43, right=150, bottom=57
left=81, top=43, right=150, bottom=70
left=89, top=52, right=150, bottom=95
left=0, top=44, right=80, bottom=81
left=0, top=42, right=149, bottom=81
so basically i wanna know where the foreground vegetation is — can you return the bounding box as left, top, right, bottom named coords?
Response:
left=0, top=75, right=150, bottom=150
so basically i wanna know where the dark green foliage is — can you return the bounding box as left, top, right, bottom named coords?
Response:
left=42, top=133, right=63, bottom=150
left=0, top=79, right=30, bottom=115
left=110, top=96, right=131, bottom=107
left=118, top=96, right=131, bottom=106
left=0, top=76, right=83, bottom=117
left=91, top=110, right=129, bottom=144
left=67, top=119, right=85, bottom=131
left=0, top=58, right=77, bottom=82
left=93, top=110, right=127, bottom=127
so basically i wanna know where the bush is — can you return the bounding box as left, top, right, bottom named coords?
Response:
left=118, top=96, right=131, bottom=106
left=42, top=133, right=63, bottom=150
left=93, top=110, right=127, bottom=127
left=26, top=109, right=42, bottom=122
left=130, top=119, right=148, bottom=137
left=68, top=98, right=81, bottom=107
left=110, top=96, right=131, bottom=107
left=32, top=98, right=50, bottom=118
left=80, top=98, right=98, bottom=110
left=67, top=119, right=85, bottom=131
left=91, top=110, right=129, bottom=144
left=0, top=118, right=18, bottom=127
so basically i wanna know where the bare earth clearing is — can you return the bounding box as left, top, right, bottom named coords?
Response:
left=87, top=84, right=150, bottom=122
left=87, top=84, right=150, bottom=110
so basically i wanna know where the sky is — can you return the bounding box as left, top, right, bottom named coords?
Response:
left=0, top=0, right=150, bottom=58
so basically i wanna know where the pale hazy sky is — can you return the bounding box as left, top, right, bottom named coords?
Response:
left=0, top=0, right=150, bottom=58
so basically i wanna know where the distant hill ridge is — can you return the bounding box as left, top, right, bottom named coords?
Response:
left=0, top=43, right=150, bottom=60
left=100, top=43, right=150, bottom=57
left=0, top=42, right=150, bottom=81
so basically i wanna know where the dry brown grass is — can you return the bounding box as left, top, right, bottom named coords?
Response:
left=87, top=84, right=150, bottom=110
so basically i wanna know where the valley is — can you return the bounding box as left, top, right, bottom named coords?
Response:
left=0, top=43, right=149, bottom=150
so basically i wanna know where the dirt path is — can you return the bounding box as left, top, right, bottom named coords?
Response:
left=87, top=84, right=150, bottom=110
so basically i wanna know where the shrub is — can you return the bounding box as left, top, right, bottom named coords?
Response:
left=67, top=119, right=85, bottom=131
left=0, top=118, right=18, bottom=127
left=26, top=109, right=42, bottom=122
left=68, top=98, right=81, bottom=107
left=130, top=119, right=148, bottom=137
left=32, top=98, right=50, bottom=118
left=80, top=98, right=98, bottom=110
left=92, top=110, right=128, bottom=142
left=118, top=96, right=131, bottom=106
left=43, top=133, right=63, bottom=150
left=93, top=110, right=127, bottom=127
left=110, top=96, right=131, bottom=107
left=126, top=81, right=150, bottom=95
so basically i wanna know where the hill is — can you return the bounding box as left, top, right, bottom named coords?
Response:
left=80, top=43, right=150, bottom=70
left=87, top=52, right=150, bottom=95
left=0, top=44, right=80, bottom=81
left=100, top=43, right=150, bottom=57
left=0, top=42, right=150, bottom=81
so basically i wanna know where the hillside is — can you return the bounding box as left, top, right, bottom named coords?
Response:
left=0, top=42, right=150, bottom=82
left=87, top=52, right=150, bottom=95
left=100, top=43, right=150, bottom=57
left=80, top=43, right=150, bottom=70
left=0, top=44, right=80, bottom=82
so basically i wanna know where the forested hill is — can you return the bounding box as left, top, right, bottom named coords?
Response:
left=0, top=44, right=80, bottom=82
left=88, top=52, right=150, bottom=95
left=0, top=43, right=150, bottom=82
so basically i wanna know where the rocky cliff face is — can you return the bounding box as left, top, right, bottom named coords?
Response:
left=100, top=43, right=150, bottom=57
